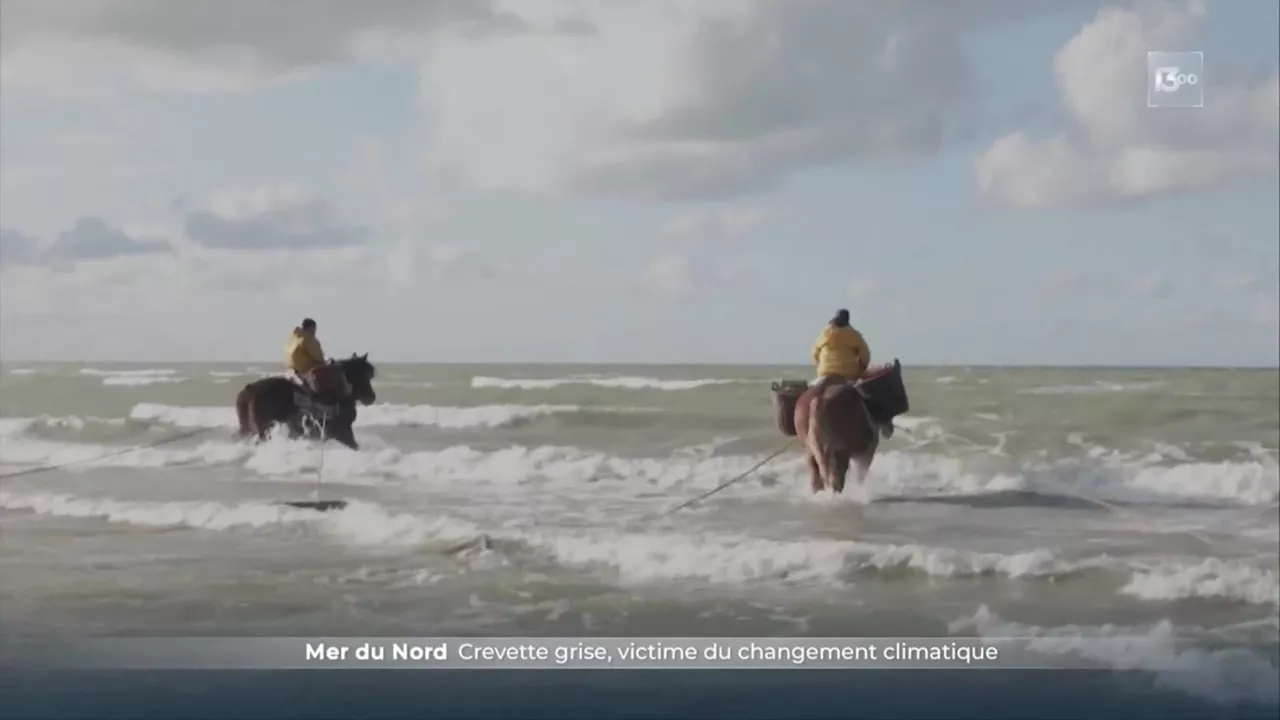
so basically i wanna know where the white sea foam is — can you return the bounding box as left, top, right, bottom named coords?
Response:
left=14, top=480, right=1266, bottom=608
left=472, top=375, right=741, bottom=391
left=536, top=532, right=1102, bottom=585
left=1022, top=381, right=1166, bottom=396
left=0, top=416, right=127, bottom=438
left=950, top=605, right=1280, bottom=705
left=0, top=436, right=252, bottom=469
left=4, top=427, right=1275, bottom=509
left=101, top=376, right=186, bottom=387
left=78, top=368, right=178, bottom=377
left=0, top=491, right=327, bottom=531
left=0, top=418, right=34, bottom=437
left=893, top=415, right=936, bottom=430
left=1122, top=558, right=1280, bottom=606
left=1126, top=461, right=1279, bottom=505
left=3, top=433, right=1275, bottom=607
left=317, top=501, right=483, bottom=547
left=0, top=485, right=1106, bottom=586
left=75, top=368, right=184, bottom=386
left=0, top=491, right=488, bottom=553
left=127, top=402, right=588, bottom=430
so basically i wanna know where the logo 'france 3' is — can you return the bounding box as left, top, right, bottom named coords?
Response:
left=1147, top=51, right=1203, bottom=108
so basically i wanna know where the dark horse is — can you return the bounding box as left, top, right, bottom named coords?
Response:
left=792, top=360, right=909, bottom=493
left=235, top=354, right=378, bottom=451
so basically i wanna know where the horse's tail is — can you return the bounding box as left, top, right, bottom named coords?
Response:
left=818, top=388, right=839, bottom=481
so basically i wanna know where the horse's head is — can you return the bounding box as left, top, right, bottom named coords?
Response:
left=339, top=352, right=378, bottom=406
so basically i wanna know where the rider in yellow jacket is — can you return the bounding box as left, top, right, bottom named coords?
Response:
left=812, top=308, right=870, bottom=383
left=285, top=318, right=326, bottom=390
left=810, top=308, right=870, bottom=427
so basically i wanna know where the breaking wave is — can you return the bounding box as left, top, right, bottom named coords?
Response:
left=3, top=483, right=1275, bottom=611
left=950, top=606, right=1279, bottom=706
left=126, top=402, right=596, bottom=430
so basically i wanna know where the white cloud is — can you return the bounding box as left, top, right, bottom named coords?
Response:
left=2, top=1, right=1275, bottom=366
left=1127, top=270, right=1170, bottom=298
left=848, top=276, right=882, bottom=299
left=2, top=0, right=1087, bottom=203
left=183, top=184, right=369, bottom=251
left=382, top=235, right=484, bottom=289
left=1211, top=266, right=1260, bottom=290
left=418, top=1, right=1041, bottom=199
left=640, top=203, right=770, bottom=298
left=1038, top=267, right=1088, bottom=297
left=0, top=244, right=394, bottom=360
left=0, top=0, right=520, bottom=96
left=1255, top=292, right=1279, bottom=331
left=424, top=244, right=496, bottom=279
left=638, top=252, right=696, bottom=298
left=975, top=2, right=1280, bottom=209
left=661, top=205, right=768, bottom=243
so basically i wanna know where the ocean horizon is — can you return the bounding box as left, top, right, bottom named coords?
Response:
left=3, top=359, right=1278, bottom=370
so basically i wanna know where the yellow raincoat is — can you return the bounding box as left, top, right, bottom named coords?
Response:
left=811, top=325, right=870, bottom=379
left=285, top=327, right=326, bottom=375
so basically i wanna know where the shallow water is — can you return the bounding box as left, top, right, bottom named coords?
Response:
left=1, top=362, right=1277, bottom=705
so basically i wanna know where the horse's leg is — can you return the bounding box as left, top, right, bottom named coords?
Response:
left=861, top=431, right=880, bottom=481
left=286, top=415, right=305, bottom=440
left=806, top=396, right=830, bottom=486
left=254, top=397, right=274, bottom=443
left=252, top=406, right=269, bottom=442
left=845, top=397, right=881, bottom=486
left=830, top=452, right=851, bottom=494
left=332, top=425, right=359, bottom=451
left=235, top=392, right=251, bottom=438
left=807, top=454, right=824, bottom=493
left=329, top=403, right=358, bottom=450
left=236, top=389, right=265, bottom=442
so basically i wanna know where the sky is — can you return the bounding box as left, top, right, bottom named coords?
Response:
left=0, top=0, right=1276, bottom=367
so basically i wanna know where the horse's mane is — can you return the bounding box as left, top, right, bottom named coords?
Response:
left=339, top=352, right=376, bottom=379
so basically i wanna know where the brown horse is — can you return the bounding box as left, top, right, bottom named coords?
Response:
left=235, top=353, right=377, bottom=451
left=791, top=361, right=908, bottom=493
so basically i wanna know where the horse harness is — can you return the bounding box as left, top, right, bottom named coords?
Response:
left=293, top=365, right=354, bottom=421
left=828, top=379, right=887, bottom=434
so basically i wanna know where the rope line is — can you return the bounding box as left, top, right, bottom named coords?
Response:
left=0, top=426, right=216, bottom=481
left=313, top=414, right=329, bottom=501
left=650, top=440, right=795, bottom=520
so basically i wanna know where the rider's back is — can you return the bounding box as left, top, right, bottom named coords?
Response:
left=285, top=326, right=324, bottom=375
left=813, top=324, right=870, bottom=380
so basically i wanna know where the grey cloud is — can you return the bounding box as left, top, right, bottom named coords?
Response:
left=2, top=218, right=172, bottom=270
left=184, top=198, right=369, bottom=251
left=49, top=216, right=171, bottom=267
left=0, top=0, right=528, bottom=70
left=551, top=15, right=598, bottom=37
left=571, top=0, right=1106, bottom=199
left=0, top=228, right=42, bottom=266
